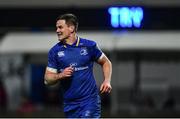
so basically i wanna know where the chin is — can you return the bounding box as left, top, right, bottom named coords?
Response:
left=58, top=38, right=65, bottom=42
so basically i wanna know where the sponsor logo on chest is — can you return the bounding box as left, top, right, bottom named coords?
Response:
left=57, top=51, right=65, bottom=57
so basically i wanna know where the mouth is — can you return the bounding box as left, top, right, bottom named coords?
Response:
left=57, top=33, right=63, bottom=40
left=57, top=33, right=62, bottom=36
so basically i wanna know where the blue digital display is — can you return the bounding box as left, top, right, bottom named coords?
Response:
left=108, top=7, right=143, bottom=28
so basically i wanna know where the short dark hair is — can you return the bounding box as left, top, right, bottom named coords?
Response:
left=56, top=13, right=78, bottom=32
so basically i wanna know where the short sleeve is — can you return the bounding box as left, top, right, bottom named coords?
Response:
left=47, top=49, right=58, bottom=73
left=91, top=42, right=103, bottom=61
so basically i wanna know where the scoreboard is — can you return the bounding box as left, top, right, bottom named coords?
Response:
left=108, top=7, right=143, bottom=28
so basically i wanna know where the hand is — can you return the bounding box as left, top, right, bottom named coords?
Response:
left=100, top=80, right=112, bottom=94
left=60, top=66, right=74, bottom=79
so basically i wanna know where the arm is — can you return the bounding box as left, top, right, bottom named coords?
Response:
left=44, top=66, right=74, bottom=85
left=97, top=53, right=112, bottom=93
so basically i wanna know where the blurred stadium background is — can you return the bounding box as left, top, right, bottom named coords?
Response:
left=1, top=0, right=180, bottom=117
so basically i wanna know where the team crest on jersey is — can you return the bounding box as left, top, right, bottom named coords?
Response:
left=57, top=51, right=65, bottom=57
left=80, top=47, right=88, bottom=55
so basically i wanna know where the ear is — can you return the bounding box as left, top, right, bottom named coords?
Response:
left=69, top=25, right=75, bottom=33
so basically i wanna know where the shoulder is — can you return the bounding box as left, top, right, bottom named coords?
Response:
left=79, top=37, right=97, bottom=47
left=48, top=42, right=62, bottom=54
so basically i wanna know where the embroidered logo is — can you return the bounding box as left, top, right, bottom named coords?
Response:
left=84, top=110, right=91, bottom=117
left=70, top=62, right=77, bottom=67
left=80, top=47, right=88, bottom=55
left=57, top=51, right=65, bottom=57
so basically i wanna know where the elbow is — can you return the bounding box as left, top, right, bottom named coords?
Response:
left=44, top=75, right=58, bottom=86
left=44, top=74, right=52, bottom=85
left=44, top=78, right=54, bottom=86
left=44, top=79, right=48, bottom=85
left=44, top=75, right=49, bottom=85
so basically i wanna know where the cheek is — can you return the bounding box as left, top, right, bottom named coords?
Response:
left=64, top=30, right=71, bottom=35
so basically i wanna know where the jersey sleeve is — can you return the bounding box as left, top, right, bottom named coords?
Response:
left=91, top=42, right=103, bottom=61
left=47, top=49, right=58, bottom=73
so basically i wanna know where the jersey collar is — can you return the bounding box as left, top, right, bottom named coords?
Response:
left=63, top=36, right=80, bottom=48
left=72, top=36, right=80, bottom=46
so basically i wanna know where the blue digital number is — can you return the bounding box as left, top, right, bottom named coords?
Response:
left=108, top=7, right=143, bottom=28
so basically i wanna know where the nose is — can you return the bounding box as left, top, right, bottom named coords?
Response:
left=56, top=28, right=59, bottom=33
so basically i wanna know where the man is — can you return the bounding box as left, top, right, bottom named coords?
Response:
left=44, top=13, right=112, bottom=118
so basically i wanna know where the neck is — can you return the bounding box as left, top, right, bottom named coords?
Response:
left=65, top=33, right=77, bottom=45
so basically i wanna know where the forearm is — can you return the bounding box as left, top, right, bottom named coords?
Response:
left=97, top=54, right=112, bottom=83
left=44, top=66, right=74, bottom=85
left=99, top=57, right=112, bottom=94
left=102, top=60, right=112, bottom=82
left=44, top=72, right=63, bottom=85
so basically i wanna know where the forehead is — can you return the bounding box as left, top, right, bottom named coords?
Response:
left=56, top=19, right=66, bottom=26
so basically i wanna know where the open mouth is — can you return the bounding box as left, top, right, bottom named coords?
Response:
left=57, top=33, right=62, bottom=38
left=57, top=31, right=62, bottom=35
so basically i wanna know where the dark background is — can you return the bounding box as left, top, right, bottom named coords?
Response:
left=0, top=7, right=180, bottom=31
left=1, top=2, right=180, bottom=117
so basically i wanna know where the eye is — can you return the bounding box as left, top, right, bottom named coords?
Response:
left=56, top=26, right=62, bottom=31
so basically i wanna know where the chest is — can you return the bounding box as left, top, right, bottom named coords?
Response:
left=57, top=47, right=91, bottom=67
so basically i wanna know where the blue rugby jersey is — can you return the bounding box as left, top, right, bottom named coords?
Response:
left=47, top=37, right=103, bottom=112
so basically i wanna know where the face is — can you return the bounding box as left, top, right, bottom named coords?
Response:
left=56, top=20, right=72, bottom=42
